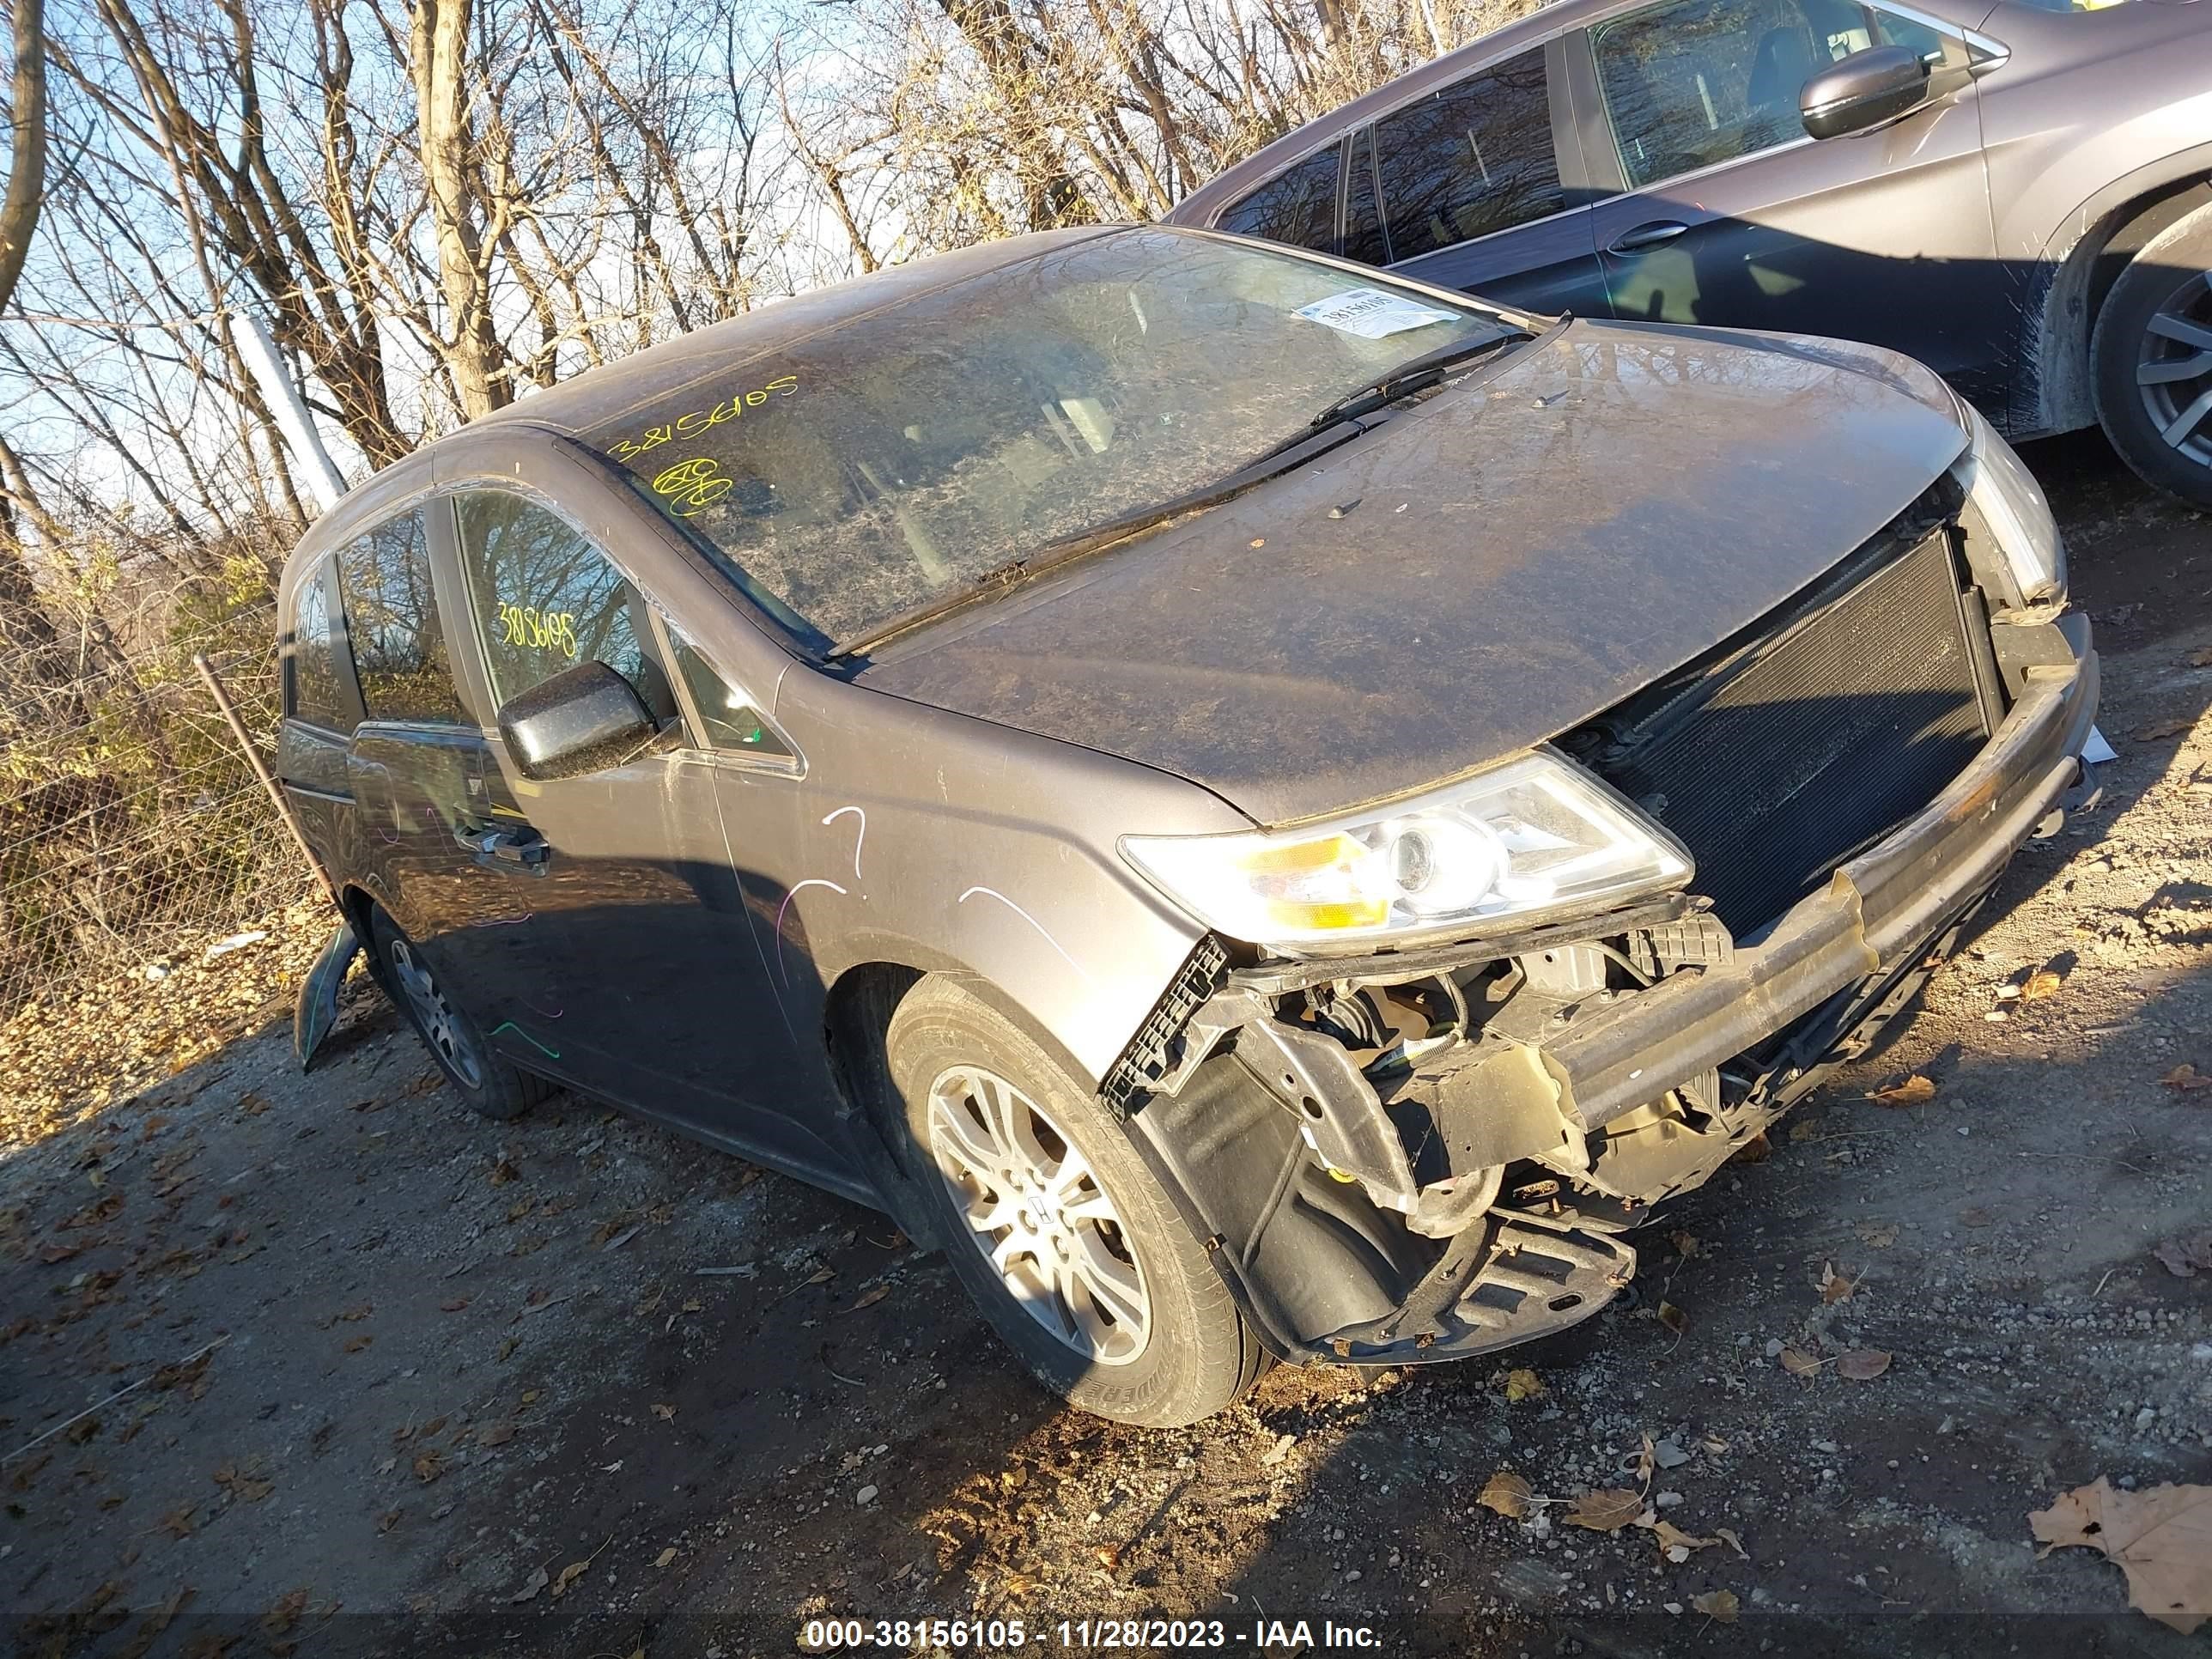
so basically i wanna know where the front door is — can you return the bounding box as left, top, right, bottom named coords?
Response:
left=437, top=486, right=830, bottom=1169
left=1573, top=0, right=2003, bottom=404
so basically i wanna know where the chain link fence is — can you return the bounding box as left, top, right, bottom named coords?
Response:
left=0, top=609, right=327, bottom=1140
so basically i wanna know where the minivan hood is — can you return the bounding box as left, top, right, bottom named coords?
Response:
left=854, top=319, right=1970, bottom=826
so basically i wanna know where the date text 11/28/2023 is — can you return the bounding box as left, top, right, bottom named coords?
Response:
left=799, top=1617, right=1383, bottom=1650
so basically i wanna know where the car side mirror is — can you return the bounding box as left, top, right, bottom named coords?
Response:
left=497, top=659, right=657, bottom=781
left=1799, top=44, right=1931, bottom=141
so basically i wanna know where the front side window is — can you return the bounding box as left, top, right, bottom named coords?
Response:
left=1373, top=49, right=1565, bottom=262
left=451, top=489, right=672, bottom=721
left=287, top=560, right=346, bottom=730
left=1216, top=145, right=1342, bottom=254
left=335, top=509, right=466, bottom=725
left=663, top=621, right=793, bottom=761
left=1595, top=0, right=1887, bottom=189
left=586, top=228, right=1517, bottom=648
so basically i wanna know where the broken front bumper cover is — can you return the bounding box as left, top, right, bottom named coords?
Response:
left=1128, top=631, right=2098, bottom=1366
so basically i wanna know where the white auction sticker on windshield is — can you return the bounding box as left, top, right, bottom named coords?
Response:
left=1293, top=288, right=1458, bottom=339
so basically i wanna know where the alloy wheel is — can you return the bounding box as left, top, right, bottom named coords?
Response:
left=926, top=1065, right=1152, bottom=1366
left=2135, top=272, right=2212, bottom=469
left=387, top=938, right=485, bottom=1090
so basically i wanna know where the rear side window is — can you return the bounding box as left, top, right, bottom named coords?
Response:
left=286, top=560, right=347, bottom=730
left=1373, top=49, right=1564, bottom=262
left=335, top=509, right=466, bottom=725
left=452, top=489, right=676, bottom=720
left=1216, top=144, right=1341, bottom=253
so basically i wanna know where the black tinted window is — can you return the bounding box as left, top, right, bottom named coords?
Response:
left=335, top=510, right=465, bottom=724
left=1216, top=144, right=1340, bottom=252
left=452, top=490, right=672, bottom=718
left=287, top=560, right=346, bottom=730
left=1595, top=0, right=1876, bottom=189
left=1342, top=128, right=1389, bottom=266
left=1375, top=50, right=1563, bottom=262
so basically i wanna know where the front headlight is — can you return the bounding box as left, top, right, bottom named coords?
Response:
left=1121, top=753, right=1692, bottom=956
left=1954, top=400, right=2065, bottom=606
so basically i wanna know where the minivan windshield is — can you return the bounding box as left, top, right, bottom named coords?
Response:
left=585, top=228, right=1517, bottom=649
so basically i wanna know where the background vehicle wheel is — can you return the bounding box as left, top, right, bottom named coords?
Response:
left=885, top=975, right=1265, bottom=1427
left=364, top=907, right=548, bottom=1121
left=2093, top=203, right=2212, bottom=509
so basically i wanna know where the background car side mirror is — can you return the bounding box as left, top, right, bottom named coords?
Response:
left=1799, top=45, right=1931, bottom=141
left=497, top=659, right=658, bottom=781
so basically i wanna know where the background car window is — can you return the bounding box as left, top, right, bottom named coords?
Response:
left=286, top=560, right=347, bottom=730
left=1595, top=0, right=1879, bottom=190
left=1373, top=50, right=1564, bottom=262
left=1216, top=144, right=1340, bottom=252
left=1342, top=128, right=1389, bottom=265
left=663, top=621, right=793, bottom=760
left=334, top=510, right=466, bottom=725
left=1870, top=6, right=1948, bottom=68
left=453, top=490, right=676, bottom=720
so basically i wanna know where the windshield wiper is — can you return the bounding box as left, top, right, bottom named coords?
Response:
left=1303, top=329, right=1531, bottom=431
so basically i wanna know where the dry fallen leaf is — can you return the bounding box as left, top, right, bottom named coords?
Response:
left=1476, top=1471, right=1532, bottom=1520
left=2160, top=1065, right=2212, bottom=1095
left=2020, top=967, right=2063, bottom=1003
left=551, top=1559, right=588, bottom=1598
left=259, top=1589, right=307, bottom=1638
left=411, top=1450, right=445, bottom=1484
left=1820, top=1262, right=1856, bottom=1305
left=1869, top=1073, right=1937, bottom=1107
left=477, top=1421, right=515, bottom=1447
left=846, top=1284, right=891, bottom=1312
left=2030, top=1477, right=2212, bottom=1633
left=1856, top=1220, right=1900, bottom=1249
left=1692, top=1588, right=1741, bottom=1624
left=2136, top=716, right=2194, bottom=741
left=1731, top=1131, right=1771, bottom=1164
left=651, top=1403, right=676, bottom=1422
left=439, top=1297, right=471, bottom=1313
left=1504, top=1368, right=1545, bottom=1402
left=1657, top=1300, right=1687, bottom=1335
left=509, top=1565, right=549, bottom=1604
left=1836, top=1348, right=1892, bottom=1380
left=1565, top=1489, right=1644, bottom=1533
left=2154, top=1233, right=2212, bottom=1279
left=342, top=1334, right=372, bottom=1355
left=1715, top=1526, right=1750, bottom=1560
left=1669, top=1230, right=1699, bottom=1260
left=1778, top=1347, right=1821, bottom=1379
left=653, top=1547, right=677, bottom=1569
left=1643, top=1517, right=1717, bottom=1562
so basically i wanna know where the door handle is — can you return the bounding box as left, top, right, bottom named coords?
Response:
left=1607, top=220, right=1691, bottom=254
left=454, top=819, right=550, bottom=867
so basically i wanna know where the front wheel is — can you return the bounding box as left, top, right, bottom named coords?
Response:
left=2092, top=203, right=2212, bottom=510
left=885, top=975, right=1264, bottom=1427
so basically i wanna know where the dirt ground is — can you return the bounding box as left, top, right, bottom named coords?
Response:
left=3, top=428, right=2209, bottom=1659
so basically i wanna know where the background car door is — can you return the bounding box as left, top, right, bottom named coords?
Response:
left=443, top=487, right=840, bottom=1171
left=1369, top=43, right=1614, bottom=319
left=1571, top=0, right=2006, bottom=404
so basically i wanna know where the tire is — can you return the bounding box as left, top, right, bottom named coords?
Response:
left=885, top=975, right=1264, bottom=1427
left=364, top=906, right=548, bottom=1121
left=2092, top=203, right=2212, bottom=510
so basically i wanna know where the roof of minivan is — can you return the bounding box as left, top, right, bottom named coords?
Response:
left=464, top=227, right=1112, bottom=445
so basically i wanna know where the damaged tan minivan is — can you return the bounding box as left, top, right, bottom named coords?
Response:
left=276, top=226, right=2097, bottom=1425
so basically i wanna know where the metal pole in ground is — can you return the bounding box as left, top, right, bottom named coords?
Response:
left=191, top=651, right=337, bottom=907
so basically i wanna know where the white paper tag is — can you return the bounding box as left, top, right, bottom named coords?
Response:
left=1293, top=288, right=1458, bottom=339
left=2081, top=725, right=2118, bottom=765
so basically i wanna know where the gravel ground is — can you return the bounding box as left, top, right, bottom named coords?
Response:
left=2, top=430, right=2208, bottom=1659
